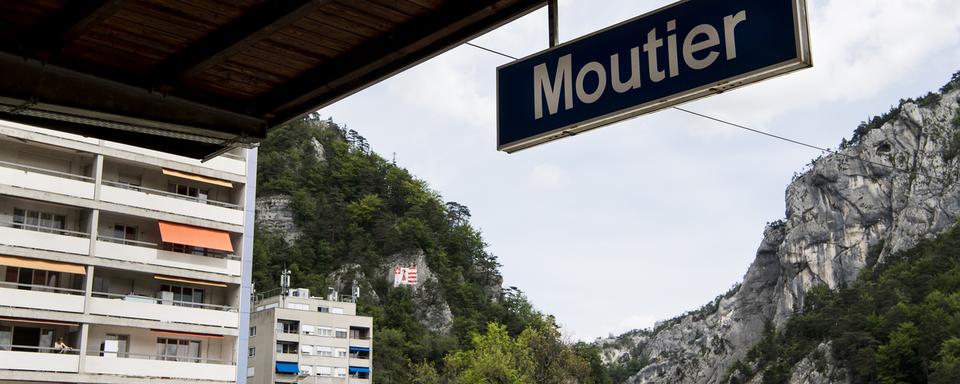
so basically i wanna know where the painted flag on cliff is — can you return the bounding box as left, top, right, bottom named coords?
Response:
left=393, top=265, right=418, bottom=286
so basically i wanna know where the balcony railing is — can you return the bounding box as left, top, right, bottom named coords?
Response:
left=92, top=291, right=237, bottom=312
left=0, top=281, right=85, bottom=295
left=84, top=350, right=234, bottom=364
left=101, top=180, right=240, bottom=209
left=1, top=220, right=89, bottom=238
left=0, top=159, right=94, bottom=182
left=0, top=344, right=80, bottom=354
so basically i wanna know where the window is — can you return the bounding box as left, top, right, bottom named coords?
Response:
left=334, top=367, right=347, bottom=378
left=249, top=326, right=256, bottom=337
left=317, top=327, right=334, bottom=337
left=276, top=341, right=298, bottom=354
left=300, top=366, right=313, bottom=376
left=317, top=306, right=329, bottom=313
left=5, top=268, right=60, bottom=290
left=277, top=320, right=299, bottom=334
left=316, top=366, right=332, bottom=377
left=315, top=346, right=333, bottom=357
left=330, top=307, right=344, bottom=314
left=169, top=183, right=199, bottom=198
left=285, top=302, right=308, bottom=310
left=350, top=327, right=370, bottom=340
left=335, top=348, right=347, bottom=358
left=13, top=208, right=66, bottom=234
left=156, top=338, right=201, bottom=362
left=160, top=284, right=204, bottom=306
left=113, top=224, right=138, bottom=244
left=0, top=325, right=11, bottom=351
left=302, top=325, right=316, bottom=335
left=300, top=344, right=314, bottom=355
left=335, top=328, right=348, bottom=339
left=248, top=347, right=256, bottom=357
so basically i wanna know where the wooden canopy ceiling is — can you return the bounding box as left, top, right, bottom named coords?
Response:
left=0, top=0, right=545, bottom=159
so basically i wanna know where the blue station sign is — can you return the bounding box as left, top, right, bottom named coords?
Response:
left=497, top=0, right=811, bottom=152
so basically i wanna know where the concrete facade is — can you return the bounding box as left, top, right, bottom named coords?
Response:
left=248, top=292, right=373, bottom=384
left=0, top=120, right=251, bottom=383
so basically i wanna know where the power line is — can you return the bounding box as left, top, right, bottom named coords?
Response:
left=464, top=41, right=935, bottom=180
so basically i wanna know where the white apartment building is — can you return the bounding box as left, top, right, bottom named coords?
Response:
left=0, top=119, right=255, bottom=383
left=248, top=289, right=373, bottom=384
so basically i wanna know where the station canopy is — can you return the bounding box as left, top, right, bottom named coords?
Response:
left=0, top=0, right=545, bottom=159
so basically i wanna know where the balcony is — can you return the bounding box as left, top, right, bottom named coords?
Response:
left=0, top=282, right=85, bottom=313
left=100, top=181, right=243, bottom=225
left=95, top=236, right=241, bottom=276
left=84, top=352, right=235, bottom=381
left=0, top=159, right=95, bottom=200
left=88, top=293, right=238, bottom=328
left=0, top=347, right=79, bottom=373
left=101, top=140, right=247, bottom=176
left=0, top=222, right=90, bottom=255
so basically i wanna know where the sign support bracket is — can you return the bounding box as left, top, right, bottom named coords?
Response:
left=548, top=0, right=558, bottom=47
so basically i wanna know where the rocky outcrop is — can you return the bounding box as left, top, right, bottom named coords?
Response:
left=381, top=249, right=455, bottom=334
left=255, top=195, right=301, bottom=242
left=602, top=87, right=960, bottom=383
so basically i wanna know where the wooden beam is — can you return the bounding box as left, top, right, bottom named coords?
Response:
left=22, top=0, right=128, bottom=59
left=149, top=0, right=328, bottom=86
left=258, top=0, right=546, bottom=126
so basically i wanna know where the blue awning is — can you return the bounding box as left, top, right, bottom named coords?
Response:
left=276, top=362, right=299, bottom=374
left=349, top=346, right=370, bottom=352
left=349, top=366, right=370, bottom=373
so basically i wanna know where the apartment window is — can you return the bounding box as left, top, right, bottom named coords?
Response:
left=317, top=306, right=329, bottom=313
left=317, top=327, right=334, bottom=337
left=330, top=307, right=344, bottom=314
left=102, top=334, right=130, bottom=358
left=334, top=367, right=347, bottom=378
left=13, top=208, right=66, bottom=234
left=169, top=183, right=199, bottom=198
left=316, top=366, right=332, bottom=377
left=249, top=326, right=256, bottom=337
left=277, top=320, right=299, bottom=334
left=276, top=341, right=298, bottom=354
left=315, top=346, right=333, bottom=357
left=0, top=325, right=11, bottom=350
left=4, top=267, right=60, bottom=290
left=334, top=328, right=348, bottom=339
left=335, top=348, right=347, bottom=358
left=300, top=344, right=314, bottom=355
left=160, top=284, right=204, bottom=306
left=157, top=338, right=200, bottom=362
left=113, top=224, right=138, bottom=244
left=300, top=366, right=313, bottom=376
left=248, top=347, right=255, bottom=357
left=285, top=302, right=308, bottom=310
left=302, top=325, right=316, bottom=335
left=350, top=327, right=370, bottom=340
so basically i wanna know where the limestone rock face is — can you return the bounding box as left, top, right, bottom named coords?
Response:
left=380, top=249, right=455, bottom=334
left=255, top=195, right=301, bottom=242
left=602, top=89, right=960, bottom=383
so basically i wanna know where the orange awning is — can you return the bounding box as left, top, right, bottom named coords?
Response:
left=158, top=221, right=234, bottom=253
left=162, top=168, right=233, bottom=188
left=0, top=255, right=86, bottom=275
left=154, top=274, right=227, bottom=288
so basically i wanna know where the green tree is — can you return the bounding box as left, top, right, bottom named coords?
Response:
left=444, top=323, right=534, bottom=384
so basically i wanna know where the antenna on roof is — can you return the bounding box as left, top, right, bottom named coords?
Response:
left=280, top=268, right=291, bottom=296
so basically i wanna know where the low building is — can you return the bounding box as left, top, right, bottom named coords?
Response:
left=248, top=289, right=373, bottom=383
left=0, top=119, right=254, bottom=383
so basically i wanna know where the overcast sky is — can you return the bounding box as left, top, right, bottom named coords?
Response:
left=322, top=0, right=960, bottom=341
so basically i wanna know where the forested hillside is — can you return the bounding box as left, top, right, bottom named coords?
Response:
left=252, top=115, right=609, bottom=383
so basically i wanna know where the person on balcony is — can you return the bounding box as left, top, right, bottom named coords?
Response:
left=54, top=337, right=71, bottom=353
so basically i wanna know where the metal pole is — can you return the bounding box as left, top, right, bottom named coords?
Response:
left=548, top=0, right=559, bottom=47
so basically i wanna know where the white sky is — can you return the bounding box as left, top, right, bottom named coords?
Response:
left=321, top=0, right=960, bottom=341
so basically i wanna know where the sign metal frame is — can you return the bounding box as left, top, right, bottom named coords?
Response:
left=496, top=0, right=812, bottom=153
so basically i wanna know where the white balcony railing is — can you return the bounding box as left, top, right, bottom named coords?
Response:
left=99, top=183, right=243, bottom=225
left=95, top=237, right=241, bottom=276
left=0, top=282, right=85, bottom=313
left=0, top=159, right=95, bottom=199
left=0, top=223, right=90, bottom=255
left=87, top=294, right=238, bottom=328
left=0, top=347, right=80, bottom=373
left=85, top=352, right=235, bottom=381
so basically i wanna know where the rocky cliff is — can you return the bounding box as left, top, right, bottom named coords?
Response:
left=600, top=77, right=960, bottom=383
